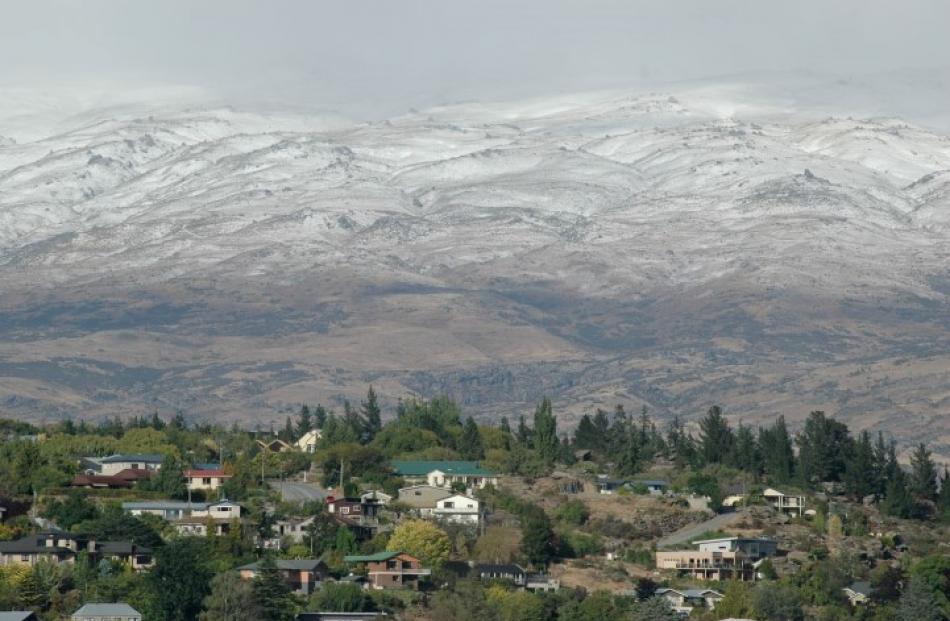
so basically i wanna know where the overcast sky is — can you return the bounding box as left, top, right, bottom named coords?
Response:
left=2, top=0, right=949, bottom=117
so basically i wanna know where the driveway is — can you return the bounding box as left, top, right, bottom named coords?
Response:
left=657, top=509, right=747, bottom=548
left=271, top=481, right=328, bottom=502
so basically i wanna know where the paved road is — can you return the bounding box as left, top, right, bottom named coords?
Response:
left=271, top=481, right=328, bottom=502
left=657, top=509, right=747, bottom=548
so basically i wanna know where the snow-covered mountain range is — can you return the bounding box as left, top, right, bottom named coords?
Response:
left=1, top=80, right=948, bottom=451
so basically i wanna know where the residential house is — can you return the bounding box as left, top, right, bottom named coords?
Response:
left=655, top=588, right=724, bottom=615
left=634, top=480, right=668, bottom=495
left=397, top=485, right=452, bottom=517
left=762, top=488, right=806, bottom=516
left=694, top=537, right=778, bottom=559
left=98, top=542, right=154, bottom=571
left=70, top=603, right=142, bottom=621
left=122, top=501, right=207, bottom=521
left=0, top=612, right=38, bottom=621
left=71, top=468, right=153, bottom=489
left=594, top=476, right=667, bottom=495
left=238, top=559, right=328, bottom=595
left=183, top=468, right=232, bottom=491
left=474, top=563, right=526, bottom=586
left=174, top=500, right=245, bottom=536
left=267, top=516, right=317, bottom=548
left=344, top=551, right=430, bottom=589
left=361, top=491, right=392, bottom=505
left=433, top=494, right=480, bottom=526
left=296, top=429, right=323, bottom=453
left=174, top=518, right=235, bottom=537
left=327, top=497, right=380, bottom=526
left=843, top=581, right=871, bottom=606
left=390, top=461, right=498, bottom=490
left=525, top=574, right=560, bottom=592
left=0, top=529, right=83, bottom=566
left=655, top=549, right=755, bottom=581
left=193, top=499, right=244, bottom=520
left=69, top=474, right=134, bottom=489
left=89, top=454, right=164, bottom=476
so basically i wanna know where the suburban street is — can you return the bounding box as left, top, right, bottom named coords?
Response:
left=657, top=509, right=748, bottom=548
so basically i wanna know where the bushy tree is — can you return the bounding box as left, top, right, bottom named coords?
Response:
left=532, top=398, right=559, bottom=467
left=796, top=411, right=851, bottom=484
left=519, top=504, right=556, bottom=568
left=386, top=520, right=451, bottom=567
left=199, top=571, right=261, bottom=621
left=308, top=582, right=376, bottom=613
left=148, top=538, right=213, bottom=621
left=752, top=583, right=804, bottom=621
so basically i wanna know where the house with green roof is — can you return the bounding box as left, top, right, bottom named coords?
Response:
left=344, top=551, right=430, bottom=590
left=390, top=460, right=498, bottom=490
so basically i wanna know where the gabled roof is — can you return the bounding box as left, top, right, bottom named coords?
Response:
left=391, top=460, right=495, bottom=477
left=344, top=551, right=412, bottom=563
left=845, top=581, right=871, bottom=596
left=99, top=454, right=164, bottom=464
left=0, top=612, right=37, bottom=621
left=657, top=587, right=724, bottom=598
left=693, top=536, right=776, bottom=545
left=475, top=563, right=525, bottom=575
left=71, top=603, right=141, bottom=618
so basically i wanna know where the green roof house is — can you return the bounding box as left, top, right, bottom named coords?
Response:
left=390, top=460, right=498, bottom=490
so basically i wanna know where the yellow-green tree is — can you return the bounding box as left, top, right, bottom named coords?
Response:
left=386, top=519, right=450, bottom=567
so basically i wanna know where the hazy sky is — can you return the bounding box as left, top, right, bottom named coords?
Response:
left=2, top=0, right=949, bottom=116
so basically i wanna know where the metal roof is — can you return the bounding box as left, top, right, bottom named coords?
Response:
left=71, top=603, right=141, bottom=618
left=390, top=460, right=494, bottom=477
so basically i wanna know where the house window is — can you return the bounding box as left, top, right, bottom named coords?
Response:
left=202, top=477, right=212, bottom=485
left=443, top=502, right=454, bottom=508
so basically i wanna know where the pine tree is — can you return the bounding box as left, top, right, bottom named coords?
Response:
left=296, top=405, right=312, bottom=437
left=281, top=417, right=295, bottom=442
left=360, top=386, right=382, bottom=443
left=909, top=443, right=938, bottom=502
left=498, top=417, right=512, bottom=450
left=937, top=466, right=950, bottom=523
left=533, top=398, right=559, bottom=466
left=844, top=431, right=876, bottom=501
left=731, top=423, right=761, bottom=474
left=253, top=556, right=297, bottom=621
left=796, top=411, right=851, bottom=484
left=881, top=468, right=915, bottom=519
left=873, top=431, right=890, bottom=496
left=516, top=415, right=532, bottom=448
left=573, top=414, right=600, bottom=451
left=759, top=416, right=795, bottom=483
left=459, top=416, right=485, bottom=460
left=313, top=404, right=328, bottom=428
left=698, top=405, right=734, bottom=465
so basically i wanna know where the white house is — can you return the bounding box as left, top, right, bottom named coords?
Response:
left=762, top=488, right=805, bottom=516
left=296, top=429, right=322, bottom=453
left=91, top=454, right=164, bottom=476
left=192, top=500, right=244, bottom=520
left=183, top=469, right=232, bottom=491
left=121, top=501, right=207, bottom=521
left=655, top=588, right=723, bottom=614
left=432, top=494, right=480, bottom=525
left=694, top=537, right=778, bottom=559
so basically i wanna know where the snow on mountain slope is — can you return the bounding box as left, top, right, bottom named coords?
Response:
left=1, top=83, right=949, bottom=451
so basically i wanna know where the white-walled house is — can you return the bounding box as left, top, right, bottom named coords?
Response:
left=88, top=454, right=164, bottom=476
left=296, top=429, right=322, bottom=453
left=433, top=494, right=480, bottom=525
left=762, top=488, right=805, bottom=516
left=183, top=469, right=232, bottom=491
